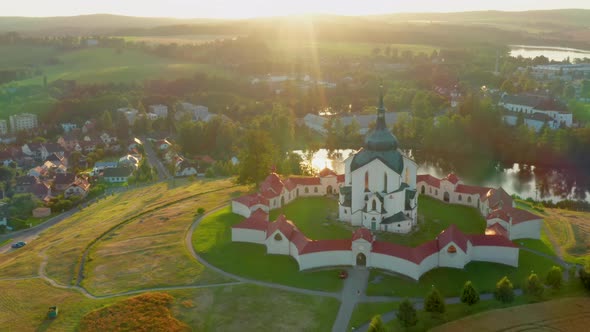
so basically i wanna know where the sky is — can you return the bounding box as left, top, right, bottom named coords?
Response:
left=4, top=0, right=590, bottom=18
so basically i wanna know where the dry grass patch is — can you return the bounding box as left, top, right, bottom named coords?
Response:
left=82, top=184, right=248, bottom=294
left=543, top=208, right=590, bottom=263
left=170, top=284, right=340, bottom=332
left=0, top=279, right=117, bottom=331
left=431, top=297, right=590, bottom=332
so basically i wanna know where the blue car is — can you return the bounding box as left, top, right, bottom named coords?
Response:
left=11, top=241, right=26, bottom=249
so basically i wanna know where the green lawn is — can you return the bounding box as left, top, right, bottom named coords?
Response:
left=0, top=45, right=60, bottom=68
left=193, top=207, right=344, bottom=292
left=376, top=196, right=486, bottom=246
left=269, top=197, right=352, bottom=239
left=366, top=250, right=558, bottom=297
left=348, top=302, right=399, bottom=331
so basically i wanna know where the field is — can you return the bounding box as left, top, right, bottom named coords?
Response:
left=432, top=297, right=590, bottom=332
left=0, top=179, right=246, bottom=285
left=4, top=46, right=232, bottom=87
left=0, top=279, right=118, bottom=331
left=376, top=196, right=486, bottom=247
left=193, top=206, right=345, bottom=292
left=81, top=182, right=246, bottom=295
left=543, top=208, right=590, bottom=264
left=122, top=34, right=237, bottom=45
left=366, top=250, right=557, bottom=297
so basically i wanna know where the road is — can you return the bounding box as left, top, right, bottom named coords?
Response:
left=141, top=136, right=170, bottom=180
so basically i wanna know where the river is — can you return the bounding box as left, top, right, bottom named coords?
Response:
left=509, top=45, right=590, bottom=61
left=294, top=149, right=590, bottom=203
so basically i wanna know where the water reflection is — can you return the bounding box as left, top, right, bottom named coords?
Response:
left=294, top=149, right=590, bottom=203
left=509, top=45, right=590, bottom=61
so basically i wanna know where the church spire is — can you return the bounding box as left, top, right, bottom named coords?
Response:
left=376, top=84, right=386, bottom=130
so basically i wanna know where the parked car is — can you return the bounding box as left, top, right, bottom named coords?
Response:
left=11, top=241, right=26, bottom=248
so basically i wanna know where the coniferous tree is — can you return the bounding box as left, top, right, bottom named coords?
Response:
left=398, top=299, right=418, bottom=327
left=460, top=281, right=480, bottom=306
left=368, top=314, right=386, bottom=332
left=545, top=266, right=563, bottom=290
left=494, top=276, right=515, bottom=303
left=525, top=272, right=544, bottom=297
left=425, top=286, right=445, bottom=314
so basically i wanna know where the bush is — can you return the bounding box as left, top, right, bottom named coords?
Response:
left=545, top=266, right=562, bottom=289
left=460, top=281, right=480, bottom=306
left=525, top=272, right=544, bottom=297
left=398, top=299, right=417, bottom=327
left=424, top=286, right=445, bottom=314
left=197, top=208, right=205, bottom=215
left=580, top=263, right=590, bottom=291
left=368, top=314, right=386, bottom=332
left=495, top=276, right=515, bottom=303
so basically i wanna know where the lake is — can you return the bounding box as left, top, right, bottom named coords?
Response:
left=509, top=45, right=590, bottom=61
left=294, top=149, right=590, bottom=203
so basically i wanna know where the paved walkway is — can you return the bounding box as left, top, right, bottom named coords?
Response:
left=332, top=267, right=369, bottom=332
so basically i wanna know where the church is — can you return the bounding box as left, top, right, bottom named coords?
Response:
left=338, top=91, right=418, bottom=233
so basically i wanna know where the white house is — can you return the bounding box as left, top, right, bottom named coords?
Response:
left=149, top=104, right=168, bottom=119
left=103, top=167, right=133, bottom=183
left=499, top=93, right=573, bottom=129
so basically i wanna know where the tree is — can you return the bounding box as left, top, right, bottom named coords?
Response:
left=237, top=131, right=277, bottom=187
left=100, top=110, right=113, bottom=131
left=580, top=261, right=590, bottom=291
left=460, top=281, right=480, bottom=306
left=525, top=272, right=544, bottom=297
left=368, top=314, right=386, bottom=332
left=424, top=286, right=445, bottom=314
left=500, top=80, right=516, bottom=93
left=545, top=266, right=563, bottom=290
left=398, top=299, right=418, bottom=327
left=494, top=276, right=515, bottom=303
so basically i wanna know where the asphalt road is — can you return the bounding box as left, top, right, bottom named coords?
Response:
left=141, top=137, right=170, bottom=180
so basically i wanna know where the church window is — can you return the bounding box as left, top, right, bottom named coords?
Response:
left=405, top=167, right=409, bottom=183
left=468, top=196, right=472, bottom=203
left=429, top=187, right=432, bottom=194
left=384, top=225, right=388, bottom=231
left=435, top=190, right=438, bottom=195
left=372, top=200, right=377, bottom=211
left=365, top=171, right=369, bottom=192
left=314, top=187, right=318, bottom=193
left=274, top=233, right=283, bottom=241
left=447, top=245, right=457, bottom=254
left=383, top=172, right=388, bottom=192
left=458, top=195, right=462, bottom=201
left=305, top=187, right=309, bottom=194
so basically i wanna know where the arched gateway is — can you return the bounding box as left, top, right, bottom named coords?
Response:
left=356, top=252, right=366, bottom=266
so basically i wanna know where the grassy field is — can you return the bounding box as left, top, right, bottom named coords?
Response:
left=8, top=47, right=232, bottom=87
left=81, top=183, right=246, bottom=295
left=170, top=284, right=340, bottom=332
left=376, top=196, right=486, bottom=246
left=0, top=179, right=244, bottom=285
left=269, top=197, right=352, bottom=239
left=366, top=250, right=557, bottom=297
left=0, top=45, right=60, bottom=69
left=122, top=34, right=237, bottom=45
left=0, top=279, right=119, bottom=331
left=431, top=297, right=590, bottom=332
left=543, top=207, right=590, bottom=264
left=193, top=206, right=345, bottom=292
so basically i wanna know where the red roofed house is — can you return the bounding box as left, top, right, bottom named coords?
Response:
left=232, top=193, right=269, bottom=218
left=231, top=209, right=269, bottom=244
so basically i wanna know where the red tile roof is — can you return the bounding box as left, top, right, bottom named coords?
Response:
left=372, top=240, right=438, bottom=264
left=234, top=193, right=269, bottom=208
left=469, top=234, right=516, bottom=247
left=487, top=209, right=510, bottom=222
left=283, top=178, right=297, bottom=191
left=502, top=207, right=541, bottom=225
left=232, top=209, right=269, bottom=231
left=485, top=223, right=508, bottom=238
left=436, top=224, right=468, bottom=253
left=260, top=173, right=284, bottom=195
left=444, top=173, right=460, bottom=185
left=352, top=228, right=374, bottom=242
left=300, top=239, right=352, bottom=254
left=337, top=174, right=345, bottom=183
left=417, top=174, right=440, bottom=188
left=287, top=176, right=321, bottom=186
left=319, top=168, right=337, bottom=177
left=266, top=215, right=297, bottom=239
left=290, top=230, right=311, bottom=252
left=455, top=184, right=491, bottom=196
left=483, top=187, right=512, bottom=209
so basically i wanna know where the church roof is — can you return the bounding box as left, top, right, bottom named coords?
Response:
left=319, top=168, right=337, bottom=177
left=436, top=224, right=469, bottom=253
left=381, top=211, right=411, bottom=224
left=350, top=88, right=404, bottom=174
left=417, top=174, right=441, bottom=188
left=352, top=228, right=374, bottom=242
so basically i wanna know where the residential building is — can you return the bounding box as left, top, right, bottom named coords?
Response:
left=0, top=120, right=7, bottom=135
left=149, top=104, right=168, bottom=119
left=499, top=93, right=573, bottom=130
left=103, top=167, right=133, bottom=183
left=64, top=178, right=91, bottom=198
left=117, top=108, right=139, bottom=126
left=9, top=113, right=38, bottom=132
left=61, top=123, right=77, bottom=133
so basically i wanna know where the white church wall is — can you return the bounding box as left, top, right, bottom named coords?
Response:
left=298, top=251, right=352, bottom=270
left=266, top=230, right=290, bottom=255
left=418, top=253, right=440, bottom=276
left=232, top=201, right=252, bottom=218
left=510, top=220, right=542, bottom=240
left=370, top=253, right=420, bottom=280
left=471, top=246, right=518, bottom=267
left=231, top=228, right=266, bottom=244
left=438, top=242, right=469, bottom=269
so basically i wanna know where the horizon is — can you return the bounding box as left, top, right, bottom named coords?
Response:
left=4, top=0, right=590, bottom=19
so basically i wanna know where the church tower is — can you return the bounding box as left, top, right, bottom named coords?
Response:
left=338, top=87, right=418, bottom=233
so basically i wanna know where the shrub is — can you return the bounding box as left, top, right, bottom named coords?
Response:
left=368, top=314, right=386, bottom=332
left=425, top=286, right=445, bottom=314
left=460, top=281, right=480, bottom=306
left=579, top=261, right=590, bottom=291
left=494, top=276, right=515, bottom=303
left=398, top=299, right=418, bottom=327
left=525, top=272, right=544, bottom=297
left=545, top=266, right=562, bottom=289
left=197, top=207, right=205, bottom=215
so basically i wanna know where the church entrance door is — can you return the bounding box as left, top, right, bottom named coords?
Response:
left=327, top=185, right=333, bottom=195
left=356, top=253, right=366, bottom=266
left=371, top=222, right=376, bottom=231
left=443, top=192, right=450, bottom=203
